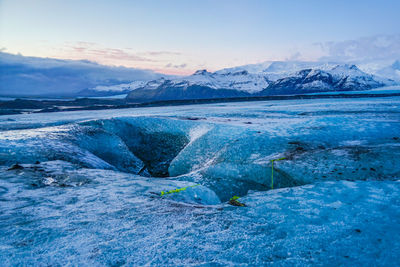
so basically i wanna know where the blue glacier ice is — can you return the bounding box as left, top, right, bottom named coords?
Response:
left=0, top=96, right=399, bottom=265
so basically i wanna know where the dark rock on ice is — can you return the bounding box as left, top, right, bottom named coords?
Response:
left=8, top=163, right=24, bottom=170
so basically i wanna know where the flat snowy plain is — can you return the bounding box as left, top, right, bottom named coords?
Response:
left=0, top=96, right=399, bottom=266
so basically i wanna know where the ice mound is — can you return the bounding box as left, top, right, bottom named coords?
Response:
left=168, top=115, right=400, bottom=200
left=0, top=126, right=117, bottom=170
left=1, top=160, right=220, bottom=205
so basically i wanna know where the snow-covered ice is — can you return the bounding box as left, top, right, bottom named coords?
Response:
left=0, top=96, right=399, bottom=265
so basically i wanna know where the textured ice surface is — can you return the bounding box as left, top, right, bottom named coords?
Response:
left=0, top=97, right=400, bottom=265
left=0, top=167, right=399, bottom=265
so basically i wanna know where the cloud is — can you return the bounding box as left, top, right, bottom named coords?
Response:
left=63, top=42, right=182, bottom=64
left=0, top=52, right=165, bottom=97
left=67, top=43, right=155, bottom=62
left=142, top=51, right=181, bottom=56
left=316, top=34, right=400, bottom=62
left=165, top=63, right=187, bottom=69
left=54, top=42, right=189, bottom=74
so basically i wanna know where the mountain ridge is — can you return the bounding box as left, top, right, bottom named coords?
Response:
left=126, top=63, right=396, bottom=102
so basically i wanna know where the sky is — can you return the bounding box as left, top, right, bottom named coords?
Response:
left=0, top=0, right=399, bottom=74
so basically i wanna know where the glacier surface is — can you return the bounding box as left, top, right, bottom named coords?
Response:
left=0, top=97, right=399, bottom=265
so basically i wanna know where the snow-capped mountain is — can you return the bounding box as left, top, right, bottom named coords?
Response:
left=126, top=69, right=269, bottom=102
left=127, top=64, right=395, bottom=102
left=83, top=68, right=268, bottom=98
left=77, top=77, right=177, bottom=97
left=263, top=64, right=392, bottom=95
left=155, top=69, right=269, bottom=93
left=218, top=60, right=400, bottom=82
left=217, top=61, right=340, bottom=81
left=77, top=81, right=148, bottom=97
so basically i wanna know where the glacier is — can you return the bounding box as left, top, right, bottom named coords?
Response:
left=0, top=96, right=400, bottom=265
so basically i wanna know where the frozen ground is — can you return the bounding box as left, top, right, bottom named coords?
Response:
left=0, top=97, right=399, bottom=266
